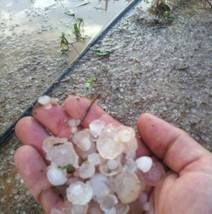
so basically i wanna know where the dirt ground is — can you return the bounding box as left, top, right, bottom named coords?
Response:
left=0, top=0, right=211, bottom=213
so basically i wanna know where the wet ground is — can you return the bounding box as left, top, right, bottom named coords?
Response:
left=0, top=0, right=130, bottom=134
left=0, top=0, right=212, bottom=213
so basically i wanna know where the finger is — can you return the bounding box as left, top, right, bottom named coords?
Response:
left=63, top=95, right=118, bottom=127
left=14, top=145, right=64, bottom=213
left=15, top=116, right=49, bottom=154
left=33, top=104, right=71, bottom=138
left=137, top=113, right=210, bottom=173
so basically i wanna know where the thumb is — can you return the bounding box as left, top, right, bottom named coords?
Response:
left=137, top=113, right=211, bottom=174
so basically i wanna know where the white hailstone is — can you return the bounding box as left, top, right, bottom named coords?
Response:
left=42, top=136, right=79, bottom=168
left=66, top=177, right=80, bottom=185
left=71, top=204, right=88, bottom=214
left=115, top=126, right=138, bottom=158
left=88, top=153, right=102, bottom=166
left=107, top=159, right=119, bottom=170
left=47, top=165, right=67, bottom=186
left=50, top=98, right=59, bottom=105
left=99, top=194, right=118, bottom=210
left=73, top=129, right=93, bottom=151
left=76, top=141, right=97, bottom=159
left=88, top=202, right=102, bottom=214
left=71, top=126, right=78, bottom=134
left=115, top=204, right=130, bottom=214
left=89, top=174, right=111, bottom=200
left=103, top=207, right=116, bottom=214
left=116, top=126, right=135, bottom=144
left=38, top=95, right=51, bottom=106
left=89, top=119, right=106, bottom=138
left=114, top=172, right=142, bottom=204
left=66, top=181, right=93, bottom=205
left=97, top=136, right=123, bottom=160
left=124, top=158, right=137, bottom=173
left=78, top=161, right=96, bottom=179
left=136, top=156, right=153, bottom=173
left=67, top=119, right=81, bottom=127
left=100, top=159, right=122, bottom=177
left=97, top=124, right=124, bottom=160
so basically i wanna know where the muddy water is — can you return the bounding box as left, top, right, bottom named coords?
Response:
left=0, top=0, right=130, bottom=134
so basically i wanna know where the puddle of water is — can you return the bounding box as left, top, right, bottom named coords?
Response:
left=0, top=0, right=130, bottom=37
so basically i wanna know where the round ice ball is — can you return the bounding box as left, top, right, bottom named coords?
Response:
left=66, top=181, right=93, bottom=205
left=47, top=165, right=67, bottom=186
left=38, top=95, right=51, bottom=106
left=136, top=156, right=153, bottom=173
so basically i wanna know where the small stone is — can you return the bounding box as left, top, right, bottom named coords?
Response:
left=88, top=153, right=102, bottom=166
left=89, top=119, right=106, bottom=138
left=73, top=129, right=93, bottom=151
left=114, top=172, right=142, bottom=204
left=136, top=156, right=153, bottom=173
left=47, top=165, right=67, bottom=186
left=78, top=161, right=95, bottom=179
left=66, top=181, right=93, bottom=205
left=38, top=95, right=51, bottom=105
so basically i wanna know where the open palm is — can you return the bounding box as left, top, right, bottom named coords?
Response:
left=15, top=95, right=212, bottom=214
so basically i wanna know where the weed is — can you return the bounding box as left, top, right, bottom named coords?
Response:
left=85, top=75, right=97, bottom=90
left=60, top=32, right=69, bottom=53
left=94, top=49, right=113, bottom=58
left=150, top=0, right=174, bottom=21
left=73, top=18, right=85, bottom=41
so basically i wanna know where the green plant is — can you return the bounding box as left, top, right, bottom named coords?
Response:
left=94, top=49, right=113, bottom=58
left=150, top=0, right=174, bottom=21
left=73, top=17, right=84, bottom=41
left=60, top=32, right=69, bottom=53
left=85, top=75, right=97, bottom=89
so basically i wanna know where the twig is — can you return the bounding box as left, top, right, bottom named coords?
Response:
left=81, top=94, right=101, bottom=124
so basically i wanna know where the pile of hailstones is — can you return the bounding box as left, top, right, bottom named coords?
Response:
left=39, top=96, right=164, bottom=214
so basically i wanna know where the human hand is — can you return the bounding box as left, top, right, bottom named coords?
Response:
left=14, top=95, right=212, bottom=214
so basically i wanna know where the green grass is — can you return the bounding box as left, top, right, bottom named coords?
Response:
left=60, top=32, right=69, bottom=53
